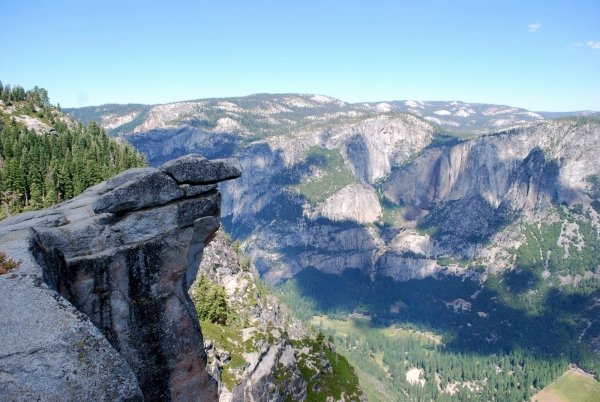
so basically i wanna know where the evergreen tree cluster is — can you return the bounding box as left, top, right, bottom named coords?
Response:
left=193, top=274, right=230, bottom=325
left=0, top=82, right=147, bottom=217
left=314, top=320, right=570, bottom=401
left=0, top=81, right=48, bottom=107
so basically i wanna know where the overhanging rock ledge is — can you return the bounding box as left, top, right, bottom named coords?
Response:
left=0, top=154, right=241, bottom=402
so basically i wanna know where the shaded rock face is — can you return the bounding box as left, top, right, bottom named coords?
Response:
left=126, top=127, right=241, bottom=166
left=114, top=103, right=600, bottom=283
left=231, top=342, right=306, bottom=402
left=384, top=136, right=565, bottom=246
left=0, top=154, right=241, bottom=401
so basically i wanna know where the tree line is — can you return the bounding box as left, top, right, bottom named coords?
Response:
left=0, top=81, right=49, bottom=108
left=0, top=82, right=146, bottom=217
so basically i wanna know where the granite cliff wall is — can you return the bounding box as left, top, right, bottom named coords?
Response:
left=0, top=154, right=241, bottom=401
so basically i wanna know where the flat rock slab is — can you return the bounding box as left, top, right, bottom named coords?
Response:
left=160, top=154, right=242, bottom=184
left=93, top=171, right=184, bottom=214
left=105, top=167, right=158, bottom=190
left=0, top=275, right=142, bottom=402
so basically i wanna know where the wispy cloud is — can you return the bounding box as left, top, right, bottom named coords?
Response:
left=528, top=22, right=541, bottom=32
left=571, top=40, right=600, bottom=49
left=586, top=40, right=600, bottom=49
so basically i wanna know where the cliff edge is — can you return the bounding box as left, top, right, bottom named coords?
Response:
left=0, top=154, right=241, bottom=401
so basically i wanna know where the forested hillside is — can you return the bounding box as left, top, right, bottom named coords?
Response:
left=0, top=82, right=146, bottom=217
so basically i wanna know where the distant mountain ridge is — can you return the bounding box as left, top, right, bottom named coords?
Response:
left=66, top=93, right=598, bottom=137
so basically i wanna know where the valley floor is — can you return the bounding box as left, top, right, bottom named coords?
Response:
left=531, top=369, right=600, bottom=402
left=310, top=314, right=600, bottom=402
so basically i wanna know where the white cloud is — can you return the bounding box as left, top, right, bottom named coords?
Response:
left=528, top=22, right=541, bottom=32
left=586, top=40, right=600, bottom=49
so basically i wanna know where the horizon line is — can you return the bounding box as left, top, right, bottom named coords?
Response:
left=60, top=92, right=600, bottom=114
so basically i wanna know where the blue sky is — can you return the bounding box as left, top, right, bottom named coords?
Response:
left=1, top=0, right=598, bottom=111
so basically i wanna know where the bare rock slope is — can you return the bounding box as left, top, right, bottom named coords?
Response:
left=0, top=154, right=241, bottom=401
left=192, top=229, right=364, bottom=402
left=195, top=229, right=308, bottom=402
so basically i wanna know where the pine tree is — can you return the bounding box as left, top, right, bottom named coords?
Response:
left=29, top=180, right=42, bottom=209
left=193, top=274, right=230, bottom=324
left=43, top=168, right=58, bottom=207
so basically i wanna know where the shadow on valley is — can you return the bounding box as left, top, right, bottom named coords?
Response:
left=279, top=267, right=600, bottom=369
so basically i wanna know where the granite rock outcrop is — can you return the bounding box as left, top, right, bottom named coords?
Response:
left=0, top=154, right=241, bottom=401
